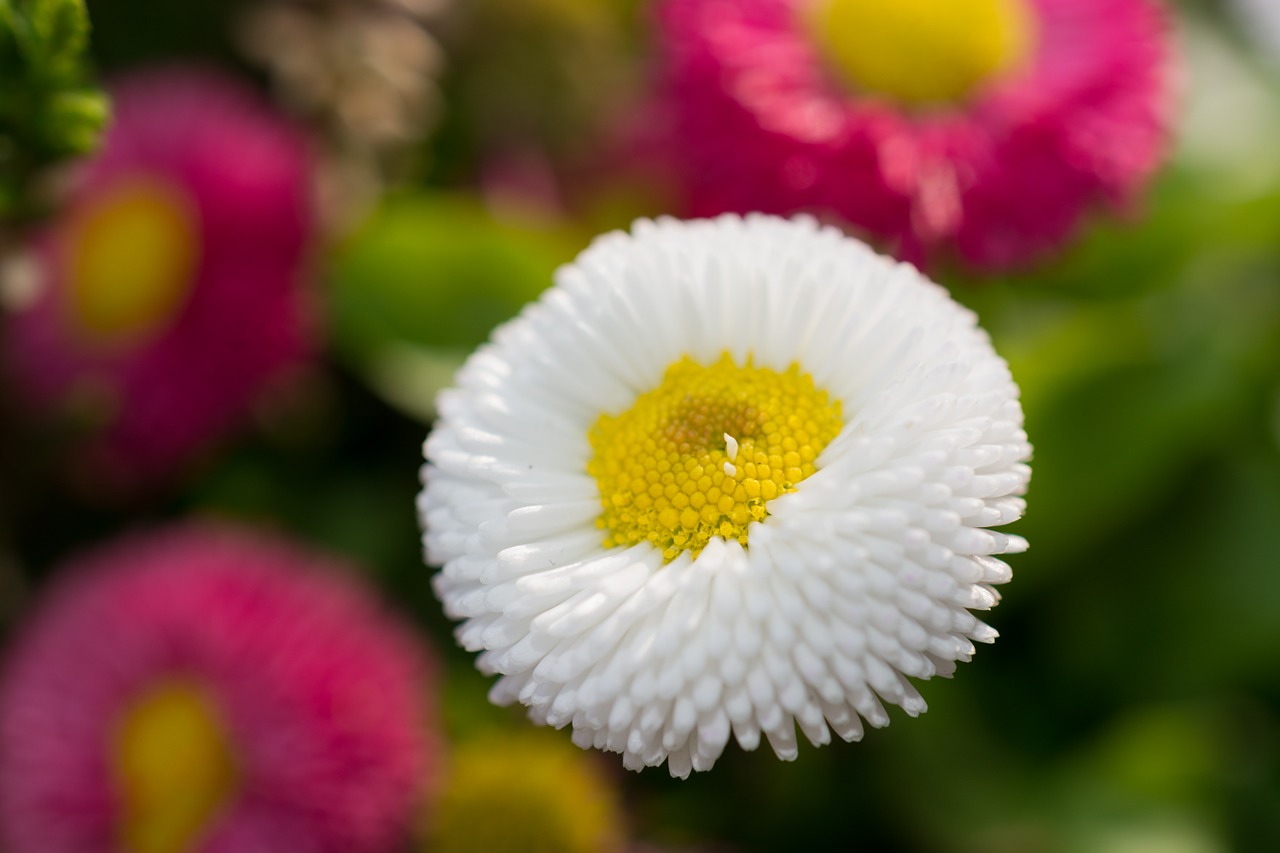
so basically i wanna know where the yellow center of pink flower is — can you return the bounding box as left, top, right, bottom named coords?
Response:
left=110, top=680, right=238, bottom=853
left=588, top=353, right=843, bottom=562
left=64, top=176, right=199, bottom=347
left=803, top=0, right=1035, bottom=106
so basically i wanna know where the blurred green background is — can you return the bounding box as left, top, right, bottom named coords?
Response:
left=3, top=0, right=1280, bottom=851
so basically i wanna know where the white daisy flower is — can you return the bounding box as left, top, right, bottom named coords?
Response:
left=419, top=214, right=1031, bottom=778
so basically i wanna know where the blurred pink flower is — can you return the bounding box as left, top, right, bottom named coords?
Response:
left=652, top=0, right=1174, bottom=270
left=0, top=522, right=437, bottom=853
left=3, top=67, right=315, bottom=489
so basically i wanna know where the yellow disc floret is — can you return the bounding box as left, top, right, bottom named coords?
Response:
left=65, top=176, right=199, bottom=347
left=803, top=0, right=1036, bottom=106
left=110, top=679, right=238, bottom=853
left=588, top=352, right=843, bottom=562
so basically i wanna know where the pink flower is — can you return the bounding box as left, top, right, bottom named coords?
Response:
left=652, top=0, right=1174, bottom=270
left=3, top=67, right=314, bottom=488
left=0, top=523, right=438, bottom=853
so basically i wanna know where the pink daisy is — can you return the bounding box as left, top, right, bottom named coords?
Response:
left=0, top=522, right=437, bottom=853
left=3, top=66, right=314, bottom=488
left=653, top=0, right=1174, bottom=270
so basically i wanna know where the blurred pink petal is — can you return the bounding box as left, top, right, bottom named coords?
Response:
left=0, top=522, right=438, bottom=853
left=651, top=0, right=1174, bottom=270
left=4, top=67, right=316, bottom=490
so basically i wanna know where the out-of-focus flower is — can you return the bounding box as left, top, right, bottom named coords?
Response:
left=420, top=215, right=1031, bottom=777
left=0, top=522, right=437, bottom=853
left=651, top=0, right=1173, bottom=270
left=421, top=730, right=625, bottom=853
left=2, top=68, right=314, bottom=491
left=236, top=0, right=448, bottom=229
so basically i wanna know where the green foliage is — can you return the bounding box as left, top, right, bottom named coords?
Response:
left=326, top=192, right=583, bottom=421
left=0, top=0, right=108, bottom=219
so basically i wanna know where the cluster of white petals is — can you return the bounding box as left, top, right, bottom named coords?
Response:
left=420, top=214, right=1031, bottom=777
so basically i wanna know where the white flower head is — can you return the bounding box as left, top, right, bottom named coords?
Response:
left=419, top=214, right=1031, bottom=778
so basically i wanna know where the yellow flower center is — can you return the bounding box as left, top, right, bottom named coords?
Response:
left=802, top=0, right=1035, bottom=106
left=110, top=680, right=238, bottom=853
left=64, top=176, right=199, bottom=347
left=587, top=352, right=843, bottom=562
left=423, top=732, right=623, bottom=853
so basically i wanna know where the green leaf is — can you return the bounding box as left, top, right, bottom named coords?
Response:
left=38, top=87, right=107, bottom=154
left=0, top=0, right=104, bottom=221
left=327, top=192, right=584, bottom=421
left=23, top=0, right=88, bottom=71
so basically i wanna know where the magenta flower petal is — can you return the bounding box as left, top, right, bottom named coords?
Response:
left=0, top=523, right=437, bottom=853
left=4, top=67, right=315, bottom=488
left=653, top=0, right=1174, bottom=270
